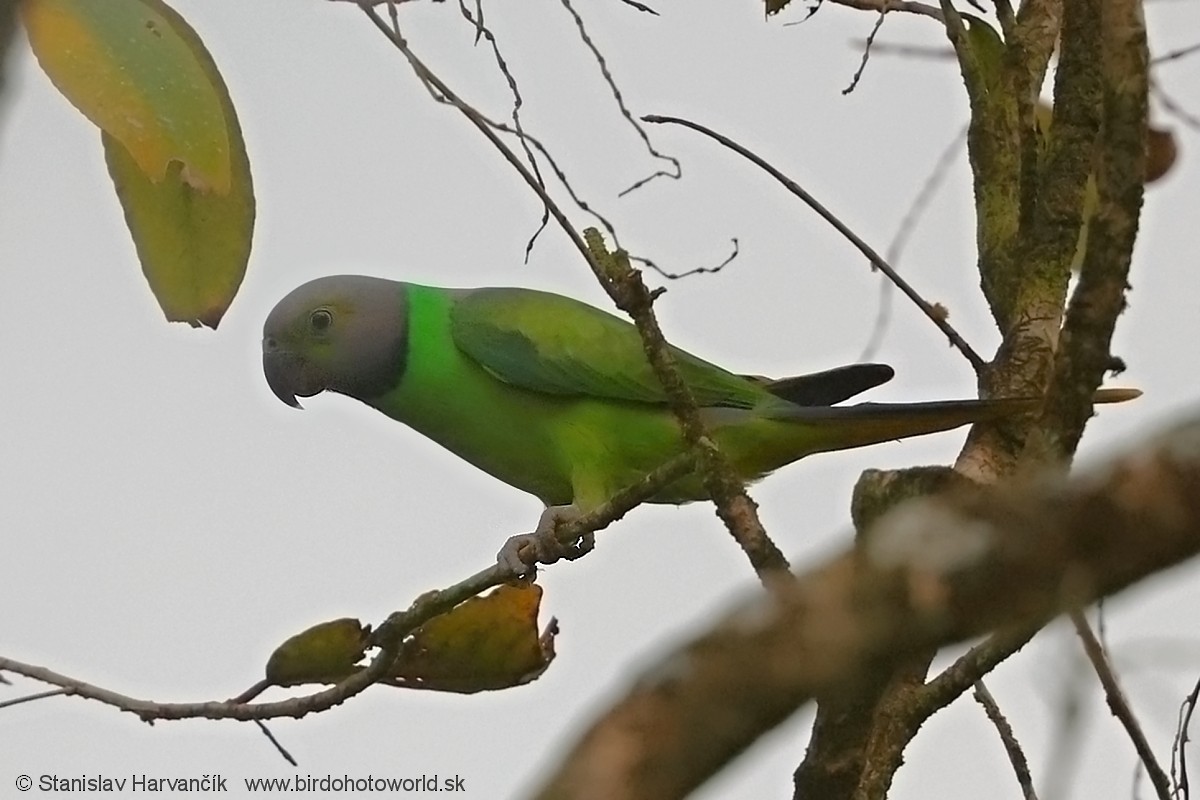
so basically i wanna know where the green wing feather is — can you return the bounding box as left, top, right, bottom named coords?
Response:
left=450, top=287, right=769, bottom=409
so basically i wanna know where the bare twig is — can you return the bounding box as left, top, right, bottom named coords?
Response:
left=642, top=113, right=986, bottom=372
left=1151, top=80, right=1200, bottom=131
left=1072, top=612, right=1172, bottom=800
left=1171, top=675, right=1200, bottom=799
left=556, top=0, right=681, bottom=196
left=826, top=0, right=945, bottom=21
left=843, top=5, right=890, bottom=94
left=255, top=721, right=298, bottom=767
left=0, top=687, right=68, bottom=710
left=358, top=3, right=638, bottom=266
left=1042, top=649, right=1090, bottom=800
left=618, top=0, right=659, bottom=13
left=920, top=624, right=1041, bottom=709
left=974, top=681, right=1040, bottom=800
left=1152, top=41, right=1200, bottom=65
left=630, top=238, right=740, bottom=280
left=859, top=122, right=968, bottom=361
left=228, top=679, right=270, bottom=705
left=455, top=0, right=551, bottom=260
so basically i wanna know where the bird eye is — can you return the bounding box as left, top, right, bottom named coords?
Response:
left=309, top=309, right=333, bottom=333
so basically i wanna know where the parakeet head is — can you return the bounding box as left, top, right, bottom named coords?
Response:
left=262, top=275, right=409, bottom=407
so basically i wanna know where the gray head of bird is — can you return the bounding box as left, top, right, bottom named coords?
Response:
left=262, top=275, right=408, bottom=407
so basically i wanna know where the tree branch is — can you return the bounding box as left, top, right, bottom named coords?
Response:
left=1072, top=611, right=1171, bottom=800
left=827, top=0, right=944, bottom=22
left=532, top=412, right=1200, bottom=799
left=1033, top=0, right=1148, bottom=460
left=0, top=450, right=700, bottom=722
left=973, top=681, right=1040, bottom=800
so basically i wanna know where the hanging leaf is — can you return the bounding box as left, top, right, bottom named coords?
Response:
left=387, top=583, right=556, bottom=693
left=262, top=585, right=556, bottom=693
left=22, top=0, right=254, bottom=328
left=265, top=618, right=371, bottom=688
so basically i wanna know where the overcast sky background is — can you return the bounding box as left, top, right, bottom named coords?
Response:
left=2, top=1, right=1199, bottom=797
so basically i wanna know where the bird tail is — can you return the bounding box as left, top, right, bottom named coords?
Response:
left=765, top=387, right=1139, bottom=455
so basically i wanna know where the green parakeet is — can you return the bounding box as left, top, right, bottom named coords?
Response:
left=262, top=275, right=1118, bottom=573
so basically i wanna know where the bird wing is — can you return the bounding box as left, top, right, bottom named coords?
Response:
left=450, top=287, right=767, bottom=409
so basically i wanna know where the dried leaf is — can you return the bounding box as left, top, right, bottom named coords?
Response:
left=388, top=583, right=556, bottom=693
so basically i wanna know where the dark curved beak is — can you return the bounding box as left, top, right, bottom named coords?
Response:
left=263, top=349, right=304, bottom=408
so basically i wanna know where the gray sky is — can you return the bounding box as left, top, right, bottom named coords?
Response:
left=2, top=1, right=1199, bottom=797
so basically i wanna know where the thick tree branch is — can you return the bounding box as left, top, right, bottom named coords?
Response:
left=793, top=467, right=971, bottom=800
left=532, top=412, right=1200, bottom=799
left=1034, top=0, right=1148, bottom=460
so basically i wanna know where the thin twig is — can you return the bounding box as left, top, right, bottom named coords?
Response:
left=1151, top=80, right=1200, bottom=131
left=859, top=122, right=968, bottom=361
left=556, top=0, right=681, bottom=196
left=0, top=687, right=68, bottom=710
left=827, top=0, right=945, bottom=21
left=255, top=720, right=298, bottom=767
left=1152, top=41, right=1200, bottom=65
left=1042, top=649, right=1089, bottom=800
left=843, top=5, right=890, bottom=94
left=630, top=238, right=739, bottom=280
left=618, top=0, right=659, bottom=13
left=228, top=679, right=271, bottom=705
left=1072, top=611, right=1172, bottom=800
left=643, top=113, right=986, bottom=372
left=455, top=0, right=551, bottom=260
left=974, top=681, right=1040, bottom=800
left=919, top=624, right=1041, bottom=711
left=354, top=6, right=595, bottom=282
left=1171, top=675, right=1200, bottom=799
left=358, top=4, right=655, bottom=278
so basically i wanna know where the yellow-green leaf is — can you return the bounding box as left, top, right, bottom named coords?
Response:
left=24, top=0, right=231, bottom=190
left=104, top=130, right=253, bottom=328
left=265, top=618, right=371, bottom=688
left=22, top=0, right=254, bottom=327
left=387, top=583, right=557, bottom=693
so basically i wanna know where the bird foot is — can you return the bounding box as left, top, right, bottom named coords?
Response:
left=497, top=504, right=594, bottom=577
